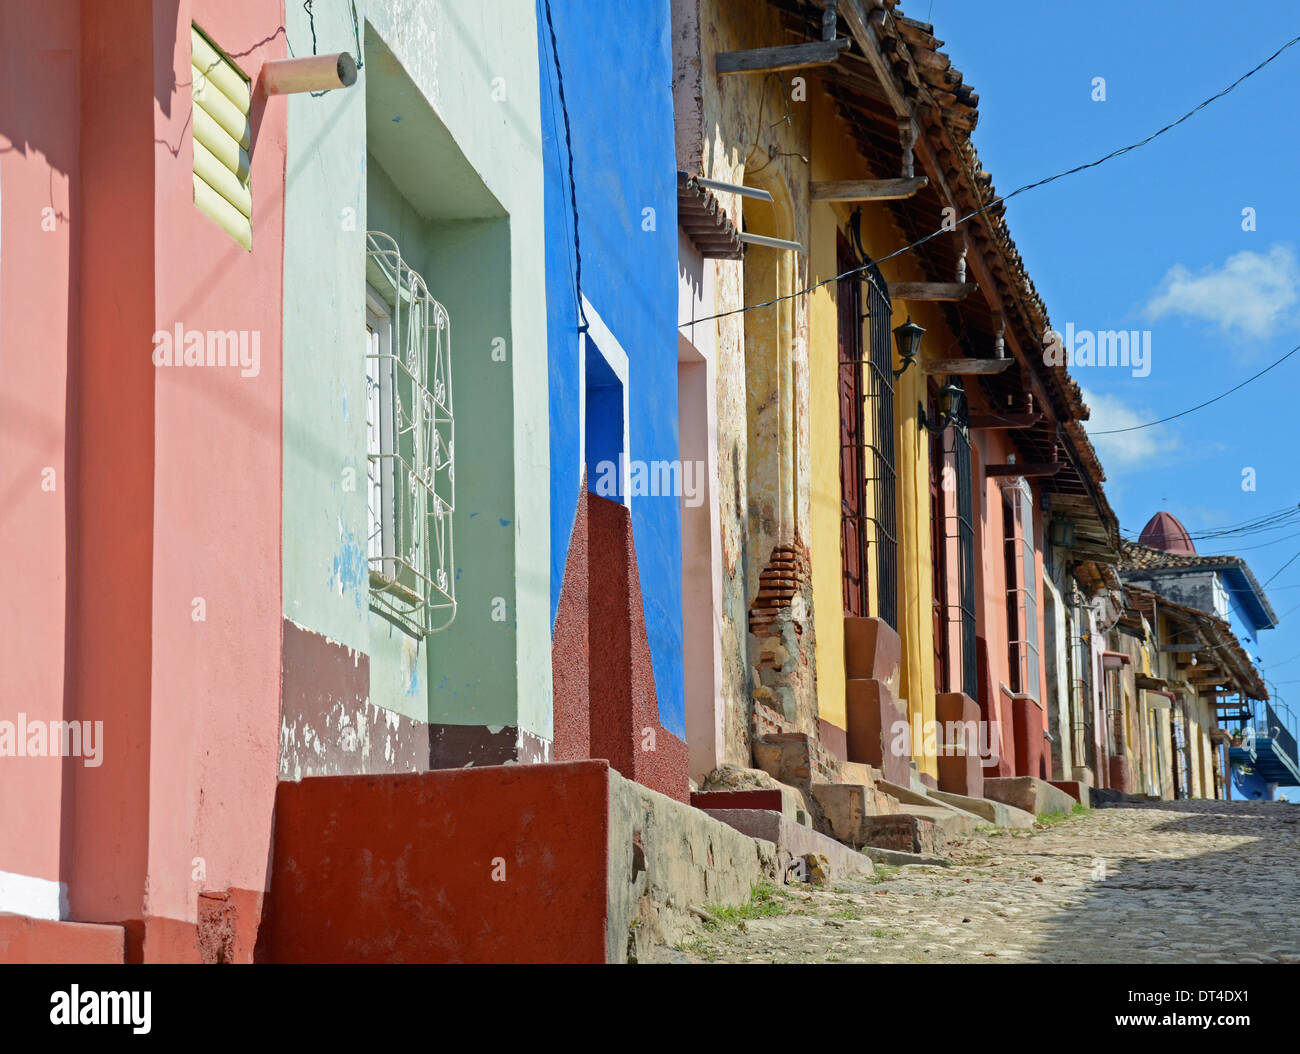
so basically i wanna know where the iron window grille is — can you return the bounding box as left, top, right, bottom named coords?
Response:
left=944, top=393, right=978, bottom=700
left=364, top=231, right=456, bottom=637
left=838, top=217, right=897, bottom=628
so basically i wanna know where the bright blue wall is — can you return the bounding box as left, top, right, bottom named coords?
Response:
left=537, top=0, right=685, bottom=738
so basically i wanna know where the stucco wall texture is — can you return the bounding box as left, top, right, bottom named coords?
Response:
left=0, top=0, right=79, bottom=920
left=541, top=0, right=686, bottom=741
left=281, top=0, right=553, bottom=762
left=0, top=0, right=286, bottom=957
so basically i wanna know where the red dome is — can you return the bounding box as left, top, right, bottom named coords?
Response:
left=1138, top=511, right=1196, bottom=555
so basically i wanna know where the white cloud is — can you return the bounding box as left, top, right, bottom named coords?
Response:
left=1080, top=388, right=1178, bottom=468
left=1143, top=244, right=1299, bottom=339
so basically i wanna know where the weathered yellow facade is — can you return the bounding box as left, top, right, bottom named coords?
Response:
left=805, top=84, right=956, bottom=778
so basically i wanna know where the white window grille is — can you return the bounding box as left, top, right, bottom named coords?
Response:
left=1003, top=476, right=1040, bottom=702
left=364, top=231, right=456, bottom=636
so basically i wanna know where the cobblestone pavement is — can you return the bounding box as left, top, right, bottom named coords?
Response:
left=664, top=800, right=1300, bottom=963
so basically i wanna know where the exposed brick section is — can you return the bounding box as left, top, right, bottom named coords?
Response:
left=752, top=699, right=797, bottom=739
left=748, top=544, right=807, bottom=636
left=748, top=544, right=817, bottom=741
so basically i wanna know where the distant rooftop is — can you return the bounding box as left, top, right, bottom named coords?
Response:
left=1137, top=511, right=1196, bottom=555
left=1120, top=536, right=1279, bottom=632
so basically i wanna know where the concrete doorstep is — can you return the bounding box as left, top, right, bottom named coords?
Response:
left=702, top=808, right=876, bottom=884
left=927, top=788, right=1036, bottom=828
left=982, top=776, right=1079, bottom=817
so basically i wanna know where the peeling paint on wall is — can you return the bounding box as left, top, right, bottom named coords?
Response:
left=280, top=619, right=429, bottom=779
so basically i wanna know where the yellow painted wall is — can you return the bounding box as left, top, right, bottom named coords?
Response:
left=805, top=88, right=959, bottom=776
left=808, top=197, right=847, bottom=732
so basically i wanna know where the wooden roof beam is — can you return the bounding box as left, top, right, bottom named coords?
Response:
left=922, top=358, right=1013, bottom=376
left=986, top=463, right=1063, bottom=478
left=969, top=411, right=1043, bottom=429
left=716, top=39, right=849, bottom=75
left=888, top=281, right=977, bottom=301
left=810, top=177, right=928, bottom=201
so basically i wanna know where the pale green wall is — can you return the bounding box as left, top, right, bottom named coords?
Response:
left=282, top=1, right=551, bottom=739
left=282, top=1, right=370, bottom=656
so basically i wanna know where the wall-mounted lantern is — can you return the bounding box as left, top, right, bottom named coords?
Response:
left=918, top=376, right=965, bottom=434
left=1049, top=520, right=1076, bottom=548
left=893, top=316, right=924, bottom=378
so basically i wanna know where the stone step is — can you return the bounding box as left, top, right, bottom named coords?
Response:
left=690, top=786, right=810, bottom=827
left=702, top=809, right=876, bottom=885
left=892, top=803, right=978, bottom=838
left=861, top=845, right=952, bottom=868
left=837, top=760, right=878, bottom=789
left=858, top=813, right=948, bottom=856
left=809, top=781, right=902, bottom=846
left=877, top=776, right=991, bottom=828
left=927, top=788, right=1035, bottom=828
left=983, top=776, right=1078, bottom=817
left=1049, top=779, right=1090, bottom=804
left=877, top=778, right=939, bottom=809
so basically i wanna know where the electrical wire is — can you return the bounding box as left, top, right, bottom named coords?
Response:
left=542, top=0, right=589, bottom=333
left=678, top=31, right=1300, bottom=328
left=1120, top=503, right=1300, bottom=541
left=1090, top=340, right=1300, bottom=434
left=1262, top=548, right=1300, bottom=589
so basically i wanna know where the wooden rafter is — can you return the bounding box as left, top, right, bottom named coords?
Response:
left=810, top=177, right=928, bottom=201
left=716, top=39, right=849, bottom=75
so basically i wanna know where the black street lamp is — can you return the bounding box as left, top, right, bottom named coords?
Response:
left=919, top=377, right=966, bottom=434
left=893, top=317, right=924, bottom=378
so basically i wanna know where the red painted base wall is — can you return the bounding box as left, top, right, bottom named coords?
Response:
left=257, top=763, right=614, bottom=963
left=553, top=487, right=689, bottom=802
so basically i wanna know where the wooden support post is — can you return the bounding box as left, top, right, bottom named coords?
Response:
left=898, top=118, right=917, bottom=178
left=716, top=39, right=850, bottom=75
left=809, top=177, right=927, bottom=201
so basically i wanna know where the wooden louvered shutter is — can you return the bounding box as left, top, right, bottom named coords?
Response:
left=191, top=25, right=252, bottom=249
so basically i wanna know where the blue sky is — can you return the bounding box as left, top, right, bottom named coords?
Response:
left=924, top=0, right=1300, bottom=788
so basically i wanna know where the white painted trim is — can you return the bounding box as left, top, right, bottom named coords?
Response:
left=0, top=869, right=69, bottom=920
left=578, top=295, right=631, bottom=506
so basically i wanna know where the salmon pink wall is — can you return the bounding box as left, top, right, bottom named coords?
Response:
left=973, top=426, right=1051, bottom=777
left=1, top=1, right=285, bottom=955
left=0, top=0, right=79, bottom=918
left=138, top=0, right=285, bottom=951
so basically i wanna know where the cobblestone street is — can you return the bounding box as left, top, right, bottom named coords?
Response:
left=667, top=801, right=1300, bottom=964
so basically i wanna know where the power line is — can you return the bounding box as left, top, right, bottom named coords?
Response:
left=1090, top=340, right=1300, bottom=434
left=542, top=0, right=589, bottom=333
left=1122, top=505, right=1300, bottom=544
left=1262, top=548, right=1300, bottom=589
left=678, top=32, right=1300, bottom=328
